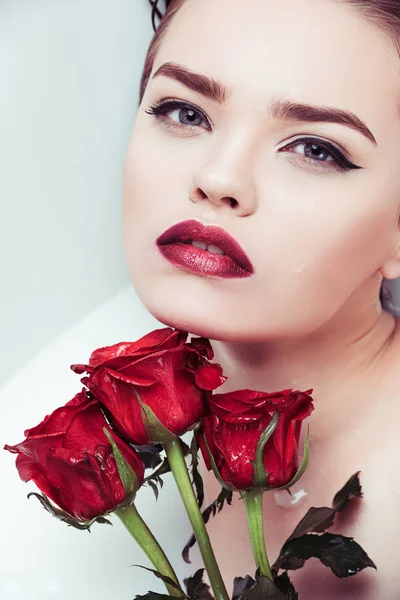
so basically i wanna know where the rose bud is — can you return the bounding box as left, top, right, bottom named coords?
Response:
left=198, top=388, right=314, bottom=491
left=70, top=328, right=226, bottom=445
left=4, top=389, right=145, bottom=521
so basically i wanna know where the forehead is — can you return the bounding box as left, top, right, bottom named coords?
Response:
left=154, top=0, right=400, bottom=139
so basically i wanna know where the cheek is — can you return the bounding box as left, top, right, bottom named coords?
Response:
left=288, top=198, right=395, bottom=301
left=122, top=129, right=155, bottom=229
left=247, top=183, right=396, bottom=327
left=122, top=153, right=148, bottom=284
left=121, top=130, right=162, bottom=270
left=122, top=121, right=189, bottom=232
left=121, top=127, right=191, bottom=295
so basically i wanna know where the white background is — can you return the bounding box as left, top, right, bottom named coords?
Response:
left=0, top=0, right=152, bottom=388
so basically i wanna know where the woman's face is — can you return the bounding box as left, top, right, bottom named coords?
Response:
left=122, top=0, right=400, bottom=342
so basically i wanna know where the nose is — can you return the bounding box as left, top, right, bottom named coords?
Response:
left=188, top=147, right=258, bottom=217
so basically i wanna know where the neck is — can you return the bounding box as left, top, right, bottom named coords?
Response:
left=208, top=279, right=398, bottom=440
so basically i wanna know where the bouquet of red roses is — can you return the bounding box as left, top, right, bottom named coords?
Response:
left=4, top=327, right=375, bottom=599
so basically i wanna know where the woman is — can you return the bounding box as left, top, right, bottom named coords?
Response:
left=122, top=0, right=400, bottom=597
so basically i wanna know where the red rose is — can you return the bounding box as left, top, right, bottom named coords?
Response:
left=70, top=328, right=226, bottom=445
left=4, top=389, right=145, bottom=521
left=198, top=388, right=314, bottom=491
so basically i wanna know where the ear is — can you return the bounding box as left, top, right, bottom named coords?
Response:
left=379, top=238, right=400, bottom=280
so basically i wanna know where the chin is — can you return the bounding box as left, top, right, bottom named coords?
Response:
left=141, top=301, right=274, bottom=343
left=144, top=304, right=217, bottom=339
left=131, top=271, right=329, bottom=343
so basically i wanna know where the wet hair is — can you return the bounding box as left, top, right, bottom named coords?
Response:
left=140, top=0, right=400, bottom=106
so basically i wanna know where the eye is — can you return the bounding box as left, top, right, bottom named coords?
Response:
left=144, top=100, right=361, bottom=172
left=281, top=137, right=361, bottom=172
left=144, top=99, right=211, bottom=132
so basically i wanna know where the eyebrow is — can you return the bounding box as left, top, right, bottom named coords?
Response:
left=152, top=61, right=377, bottom=146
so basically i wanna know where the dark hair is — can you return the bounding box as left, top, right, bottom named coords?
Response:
left=139, top=0, right=185, bottom=105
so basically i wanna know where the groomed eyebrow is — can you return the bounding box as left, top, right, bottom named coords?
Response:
left=152, top=61, right=377, bottom=146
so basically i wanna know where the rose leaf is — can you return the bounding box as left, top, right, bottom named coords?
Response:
left=133, top=443, right=164, bottom=470
left=272, top=533, right=376, bottom=578
left=283, top=506, right=336, bottom=545
left=274, top=471, right=365, bottom=573
left=237, top=575, right=290, bottom=600
left=132, top=565, right=182, bottom=592
left=27, top=492, right=113, bottom=531
left=273, top=572, right=299, bottom=600
left=143, top=455, right=171, bottom=500
left=232, top=575, right=256, bottom=600
left=133, top=592, right=174, bottom=600
left=331, top=471, right=363, bottom=512
left=183, top=568, right=215, bottom=600
left=182, top=487, right=233, bottom=563
left=190, top=429, right=205, bottom=510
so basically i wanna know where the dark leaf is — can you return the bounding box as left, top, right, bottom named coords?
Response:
left=182, top=488, right=233, bottom=563
left=95, top=516, right=113, bottom=525
left=133, top=443, right=164, bottom=453
left=238, top=575, right=289, bottom=600
left=183, top=568, right=214, bottom=600
left=27, top=492, right=112, bottom=531
left=331, top=471, right=363, bottom=512
left=283, top=506, right=336, bottom=545
left=134, top=592, right=173, bottom=600
left=315, top=533, right=376, bottom=578
left=190, top=430, right=204, bottom=510
left=132, top=565, right=182, bottom=592
left=273, top=572, right=298, bottom=600
left=232, top=575, right=256, bottom=600
left=144, top=460, right=169, bottom=481
left=132, top=443, right=164, bottom=470
left=272, top=551, right=306, bottom=573
left=206, top=487, right=234, bottom=519
left=147, top=479, right=160, bottom=501
left=274, top=471, right=367, bottom=577
left=143, top=456, right=170, bottom=499
left=181, top=439, right=191, bottom=456
left=273, top=533, right=376, bottom=578
left=182, top=533, right=196, bottom=564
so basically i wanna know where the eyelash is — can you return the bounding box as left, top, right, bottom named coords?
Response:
left=144, top=99, right=361, bottom=172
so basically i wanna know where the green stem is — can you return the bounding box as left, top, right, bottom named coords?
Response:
left=115, top=503, right=183, bottom=597
left=164, top=438, right=230, bottom=600
left=241, top=490, right=273, bottom=581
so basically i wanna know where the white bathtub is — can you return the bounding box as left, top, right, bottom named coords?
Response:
left=0, top=286, right=204, bottom=600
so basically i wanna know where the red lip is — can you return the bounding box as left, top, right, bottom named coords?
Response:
left=156, top=219, right=254, bottom=274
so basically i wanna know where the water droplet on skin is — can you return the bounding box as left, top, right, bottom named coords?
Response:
left=272, top=487, right=308, bottom=509
left=293, top=264, right=306, bottom=274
